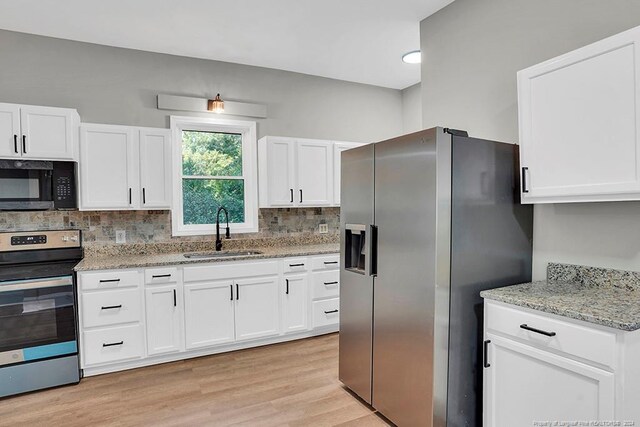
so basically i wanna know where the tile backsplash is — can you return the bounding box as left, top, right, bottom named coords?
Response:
left=0, top=208, right=340, bottom=244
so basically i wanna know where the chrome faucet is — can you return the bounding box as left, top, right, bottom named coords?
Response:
left=215, top=206, right=230, bottom=251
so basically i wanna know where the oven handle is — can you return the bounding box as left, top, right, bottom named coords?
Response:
left=0, top=276, right=73, bottom=293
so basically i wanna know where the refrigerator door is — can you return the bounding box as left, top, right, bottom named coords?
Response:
left=372, top=128, right=452, bottom=426
left=339, top=143, right=375, bottom=403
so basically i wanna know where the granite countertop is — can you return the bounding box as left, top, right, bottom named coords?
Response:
left=75, top=237, right=339, bottom=272
left=481, top=263, right=640, bottom=331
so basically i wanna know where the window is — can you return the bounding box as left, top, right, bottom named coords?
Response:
left=171, top=116, right=258, bottom=236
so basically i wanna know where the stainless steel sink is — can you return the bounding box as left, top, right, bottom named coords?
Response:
left=183, top=250, right=263, bottom=259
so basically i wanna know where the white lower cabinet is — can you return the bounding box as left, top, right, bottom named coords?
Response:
left=483, top=300, right=640, bottom=426
left=235, top=276, right=280, bottom=341
left=484, top=334, right=614, bottom=425
left=184, top=280, right=235, bottom=350
left=282, top=274, right=309, bottom=333
left=145, top=284, right=182, bottom=356
left=78, top=253, right=340, bottom=376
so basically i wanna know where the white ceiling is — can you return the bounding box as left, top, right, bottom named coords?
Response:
left=0, top=0, right=453, bottom=90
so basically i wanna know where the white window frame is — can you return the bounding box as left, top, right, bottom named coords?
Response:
left=170, top=115, right=258, bottom=236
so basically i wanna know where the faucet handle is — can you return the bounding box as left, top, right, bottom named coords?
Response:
left=225, top=227, right=230, bottom=239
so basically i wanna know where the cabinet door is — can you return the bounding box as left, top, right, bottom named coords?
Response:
left=297, top=140, right=333, bottom=206
left=139, top=129, right=171, bottom=209
left=234, top=276, right=280, bottom=341
left=484, top=334, right=614, bottom=426
left=0, top=103, right=21, bottom=158
left=145, top=285, right=182, bottom=355
left=79, top=124, right=138, bottom=210
left=333, top=142, right=362, bottom=206
left=518, top=26, right=640, bottom=203
left=184, top=281, right=235, bottom=350
left=263, top=138, right=295, bottom=207
left=20, top=105, right=75, bottom=160
left=282, top=274, right=309, bottom=334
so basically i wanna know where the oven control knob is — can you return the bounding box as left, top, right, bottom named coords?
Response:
left=70, top=236, right=78, bottom=242
left=62, top=236, right=69, bottom=242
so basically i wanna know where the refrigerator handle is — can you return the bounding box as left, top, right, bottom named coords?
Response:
left=365, top=224, right=378, bottom=277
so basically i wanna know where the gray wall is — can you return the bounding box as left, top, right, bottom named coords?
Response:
left=0, top=30, right=403, bottom=143
left=420, top=0, right=640, bottom=279
left=401, top=83, right=422, bottom=134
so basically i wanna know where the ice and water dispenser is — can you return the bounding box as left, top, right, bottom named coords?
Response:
left=344, top=224, right=376, bottom=275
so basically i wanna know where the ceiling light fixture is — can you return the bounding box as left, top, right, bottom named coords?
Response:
left=402, top=50, right=421, bottom=64
left=207, top=93, right=225, bottom=114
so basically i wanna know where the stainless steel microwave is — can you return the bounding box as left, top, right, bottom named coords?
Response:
left=0, top=160, right=77, bottom=211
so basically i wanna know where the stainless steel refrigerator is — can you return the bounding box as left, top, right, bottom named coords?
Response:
left=339, top=127, right=533, bottom=426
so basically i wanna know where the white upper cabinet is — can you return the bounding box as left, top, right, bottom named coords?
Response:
left=0, top=104, right=21, bottom=158
left=518, top=25, right=640, bottom=203
left=79, top=123, right=172, bottom=211
left=139, top=129, right=172, bottom=209
left=0, top=103, right=78, bottom=161
left=80, top=124, right=137, bottom=210
left=258, top=136, right=364, bottom=207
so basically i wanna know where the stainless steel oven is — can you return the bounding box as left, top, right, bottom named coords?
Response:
left=0, top=230, right=82, bottom=398
left=0, top=160, right=76, bottom=211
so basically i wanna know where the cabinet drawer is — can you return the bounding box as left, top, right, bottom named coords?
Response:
left=283, top=258, right=308, bottom=274
left=82, top=324, right=144, bottom=366
left=184, top=261, right=278, bottom=283
left=81, top=289, right=142, bottom=328
left=80, top=270, right=141, bottom=291
left=313, top=271, right=340, bottom=299
left=311, top=255, right=340, bottom=271
left=313, top=298, right=340, bottom=328
left=486, top=301, right=616, bottom=368
left=144, top=267, right=178, bottom=285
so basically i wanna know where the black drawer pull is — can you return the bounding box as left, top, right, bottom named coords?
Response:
left=230, top=284, right=233, bottom=301
left=13, top=135, right=18, bottom=153
left=22, top=135, right=26, bottom=154
left=299, top=189, right=303, bottom=203
left=142, top=188, right=146, bottom=204
left=324, top=309, right=338, bottom=314
left=324, top=261, right=338, bottom=265
left=324, top=281, right=338, bottom=285
left=290, top=188, right=293, bottom=203
left=152, top=274, right=172, bottom=279
left=289, top=263, right=305, bottom=267
left=520, top=324, right=556, bottom=337
left=285, top=278, right=289, bottom=295
left=173, top=289, right=177, bottom=307
left=101, top=305, right=122, bottom=310
left=483, top=340, right=491, bottom=368
left=99, top=279, right=121, bottom=283
left=103, top=341, right=123, bottom=347
left=236, top=283, right=239, bottom=300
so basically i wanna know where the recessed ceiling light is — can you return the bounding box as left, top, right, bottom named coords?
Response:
left=402, top=50, right=421, bottom=64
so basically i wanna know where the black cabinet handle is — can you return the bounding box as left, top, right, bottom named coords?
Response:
left=129, top=188, right=132, bottom=205
left=103, top=341, right=124, bottom=347
left=286, top=279, right=289, bottom=295
left=13, top=135, right=18, bottom=153
left=520, top=324, right=556, bottom=337
left=152, top=274, right=171, bottom=279
left=173, top=289, right=177, bottom=307
left=324, top=309, right=338, bottom=314
left=324, top=281, right=338, bottom=286
left=22, top=135, right=26, bottom=154
left=483, top=340, right=491, bottom=368
left=521, top=167, right=529, bottom=193
left=324, top=261, right=338, bottom=265
left=289, top=263, right=305, bottom=267
left=290, top=189, right=293, bottom=203
left=99, top=279, right=120, bottom=283
left=101, top=305, right=122, bottom=310
left=143, top=188, right=146, bottom=204
left=230, top=284, right=233, bottom=301
left=236, top=283, right=239, bottom=300
left=299, top=189, right=303, bottom=203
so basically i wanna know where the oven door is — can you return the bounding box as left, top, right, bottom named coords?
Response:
left=0, top=166, right=54, bottom=210
left=0, top=276, right=77, bottom=367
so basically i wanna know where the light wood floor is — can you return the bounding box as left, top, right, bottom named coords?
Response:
left=0, top=333, right=391, bottom=427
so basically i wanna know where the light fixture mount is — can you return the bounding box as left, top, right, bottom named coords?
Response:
left=207, top=93, right=225, bottom=114
left=402, top=50, right=421, bottom=64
